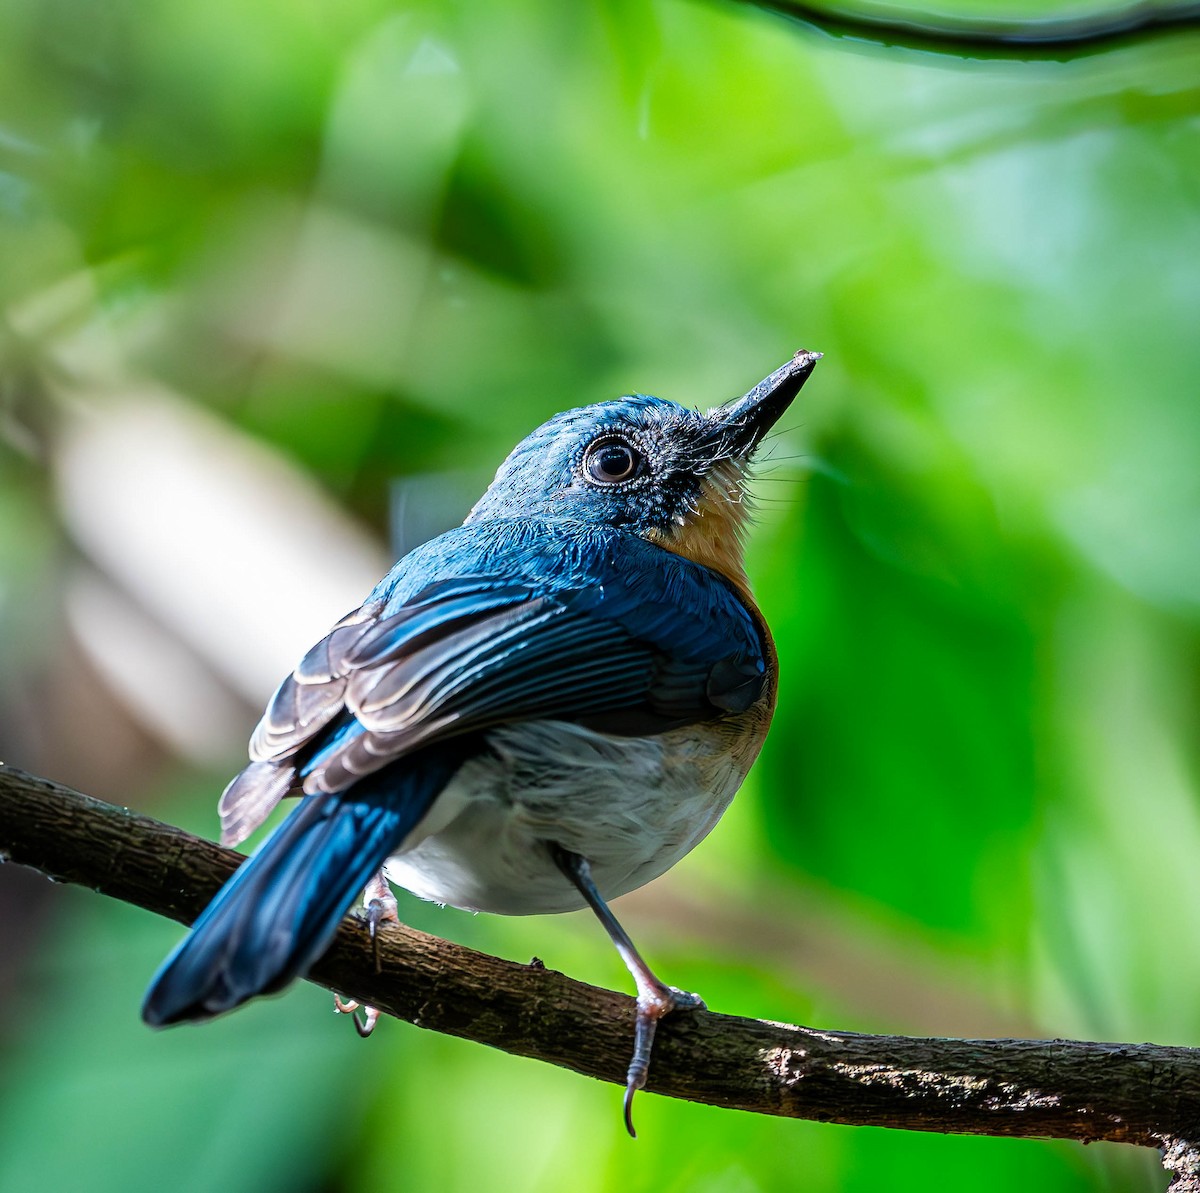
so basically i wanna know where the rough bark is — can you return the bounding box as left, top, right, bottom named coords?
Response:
left=2, top=761, right=1199, bottom=1177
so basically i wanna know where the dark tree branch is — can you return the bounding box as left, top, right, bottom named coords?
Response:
left=2, top=761, right=1200, bottom=1182
left=743, top=0, right=1200, bottom=60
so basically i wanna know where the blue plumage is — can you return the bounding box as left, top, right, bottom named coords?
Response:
left=143, top=746, right=464, bottom=1025
left=142, top=351, right=820, bottom=1131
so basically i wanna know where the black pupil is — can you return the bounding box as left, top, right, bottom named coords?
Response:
left=594, top=444, right=634, bottom=480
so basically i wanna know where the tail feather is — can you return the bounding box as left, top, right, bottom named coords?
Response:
left=142, top=753, right=458, bottom=1026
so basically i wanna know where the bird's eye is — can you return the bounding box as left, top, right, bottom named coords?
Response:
left=584, top=438, right=641, bottom=485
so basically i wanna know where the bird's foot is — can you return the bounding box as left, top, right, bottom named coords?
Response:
left=332, top=871, right=399, bottom=1036
left=624, top=983, right=705, bottom=1138
left=332, top=995, right=381, bottom=1038
left=359, top=870, right=400, bottom=975
left=546, top=845, right=708, bottom=1138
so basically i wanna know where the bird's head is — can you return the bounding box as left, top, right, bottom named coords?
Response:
left=467, top=351, right=820, bottom=591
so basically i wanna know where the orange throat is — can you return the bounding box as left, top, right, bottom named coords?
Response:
left=644, top=467, right=754, bottom=600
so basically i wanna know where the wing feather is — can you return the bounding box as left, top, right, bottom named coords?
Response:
left=221, top=526, right=767, bottom=838
left=249, top=603, right=382, bottom=763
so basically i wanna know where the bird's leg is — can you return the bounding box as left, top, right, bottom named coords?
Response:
left=549, top=844, right=703, bottom=1138
left=332, top=870, right=399, bottom=1037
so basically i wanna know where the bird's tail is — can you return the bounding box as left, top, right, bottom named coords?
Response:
left=142, top=766, right=444, bottom=1027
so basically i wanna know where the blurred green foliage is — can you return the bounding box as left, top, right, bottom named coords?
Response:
left=0, top=0, right=1197, bottom=1190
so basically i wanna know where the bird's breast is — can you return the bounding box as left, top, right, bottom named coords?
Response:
left=384, top=702, right=772, bottom=916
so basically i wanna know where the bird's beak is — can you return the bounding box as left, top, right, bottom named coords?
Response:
left=705, top=349, right=822, bottom=461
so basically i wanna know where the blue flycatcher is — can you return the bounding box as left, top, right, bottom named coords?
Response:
left=143, top=350, right=821, bottom=1133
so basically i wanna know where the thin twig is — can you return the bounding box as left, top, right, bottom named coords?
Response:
left=746, top=0, right=1200, bottom=60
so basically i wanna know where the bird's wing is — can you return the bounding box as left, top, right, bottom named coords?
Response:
left=219, top=531, right=766, bottom=846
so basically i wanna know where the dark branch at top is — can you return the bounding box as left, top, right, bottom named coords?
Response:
left=745, top=0, right=1200, bottom=60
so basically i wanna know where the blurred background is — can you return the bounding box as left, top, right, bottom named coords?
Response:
left=1, top=0, right=1198, bottom=1189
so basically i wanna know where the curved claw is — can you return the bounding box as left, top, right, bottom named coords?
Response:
left=623, top=1080, right=639, bottom=1139
left=623, top=1004, right=660, bottom=1138
left=332, top=995, right=381, bottom=1037
left=352, top=1005, right=381, bottom=1037
left=362, top=872, right=400, bottom=976
left=623, top=986, right=704, bottom=1138
left=366, top=898, right=393, bottom=974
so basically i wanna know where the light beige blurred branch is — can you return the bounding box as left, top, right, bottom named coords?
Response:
left=2, top=760, right=1200, bottom=1186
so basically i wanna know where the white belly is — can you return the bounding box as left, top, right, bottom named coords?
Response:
left=383, top=719, right=749, bottom=915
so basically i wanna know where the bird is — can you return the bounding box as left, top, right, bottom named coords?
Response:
left=142, top=348, right=821, bottom=1134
